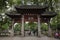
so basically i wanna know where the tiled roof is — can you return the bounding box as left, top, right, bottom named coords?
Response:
left=41, top=11, right=57, bottom=18
left=15, top=5, right=48, bottom=9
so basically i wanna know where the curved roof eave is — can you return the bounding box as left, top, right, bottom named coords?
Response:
left=41, top=11, right=57, bottom=18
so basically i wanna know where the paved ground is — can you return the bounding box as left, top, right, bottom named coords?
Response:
left=0, top=36, right=59, bottom=40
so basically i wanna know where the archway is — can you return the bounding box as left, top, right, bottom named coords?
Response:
left=14, top=23, right=21, bottom=36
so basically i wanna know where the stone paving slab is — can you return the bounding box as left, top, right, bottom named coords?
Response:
left=0, top=36, right=59, bottom=40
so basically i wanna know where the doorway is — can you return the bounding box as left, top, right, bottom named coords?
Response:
left=24, top=22, right=38, bottom=36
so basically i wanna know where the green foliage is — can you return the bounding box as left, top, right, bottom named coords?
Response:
left=14, top=23, right=21, bottom=31
left=51, top=24, right=57, bottom=30
left=41, top=23, right=48, bottom=31
left=50, top=17, right=57, bottom=30
left=0, top=15, right=12, bottom=30
left=7, top=0, right=13, bottom=6
left=33, top=0, right=39, bottom=4
left=28, top=22, right=37, bottom=31
left=7, top=0, right=22, bottom=6
left=54, top=0, right=59, bottom=3
left=0, top=0, right=7, bottom=10
left=2, top=23, right=9, bottom=30
left=13, top=0, right=22, bottom=5
left=57, top=23, right=60, bottom=30
left=24, top=23, right=29, bottom=30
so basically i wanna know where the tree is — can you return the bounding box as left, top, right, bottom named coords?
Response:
left=0, top=0, right=7, bottom=12
left=50, top=0, right=60, bottom=31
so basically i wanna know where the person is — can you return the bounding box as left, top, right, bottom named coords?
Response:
left=33, top=30, right=35, bottom=36
left=28, top=30, right=31, bottom=36
left=54, top=32, right=59, bottom=38
left=33, top=28, right=38, bottom=36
